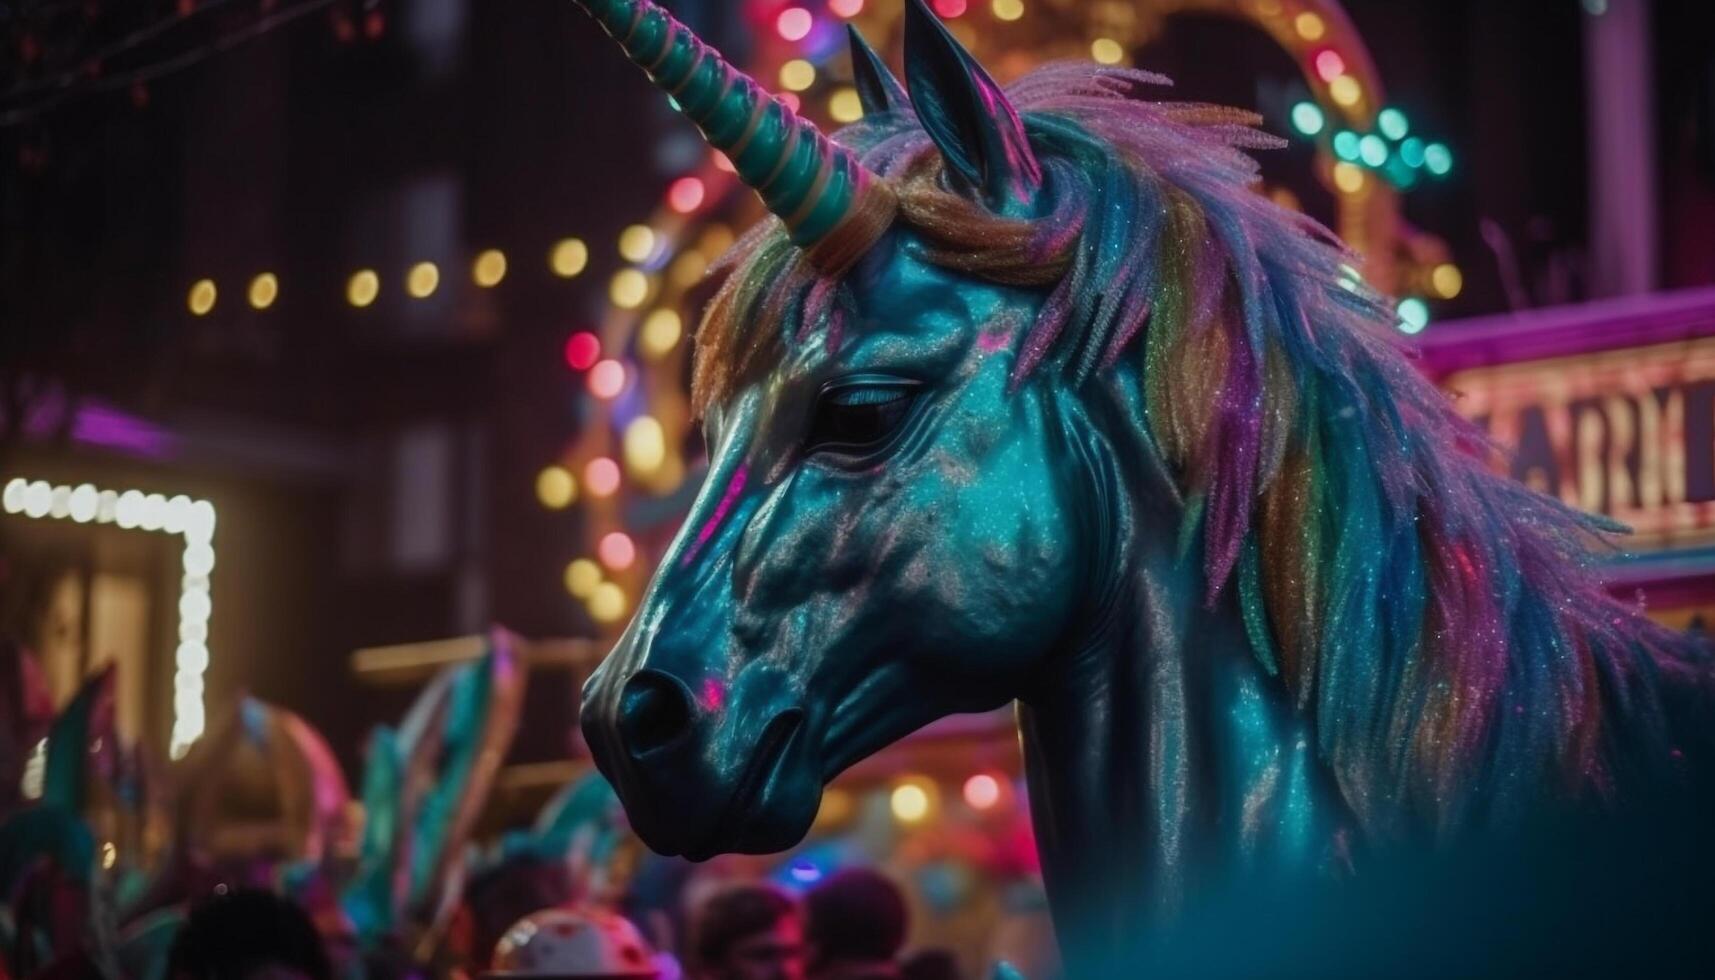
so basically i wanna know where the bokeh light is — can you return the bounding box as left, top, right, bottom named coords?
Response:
left=963, top=773, right=1001, bottom=810
left=551, top=238, right=589, bottom=278
left=187, top=280, right=217, bottom=316
left=585, top=457, right=621, bottom=497
left=1431, top=263, right=1463, bottom=299
left=668, top=176, right=706, bottom=213
left=565, top=331, right=602, bottom=371
left=780, top=59, right=816, bottom=92
left=347, top=270, right=380, bottom=308
left=1424, top=142, right=1453, bottom=175
left=248, top=273, right=278, bottom=310
left=640, top=309, right=682, bottom=358
left=828, top=87, right=863, bottom=123
left=564, top=559, right=602, bottom=599
left=1290, top=101, right=1325, bottom=136
left=1294, top=12, right=1325, bottom=40
left=1329, top=75, right=1362, bottom=107
left=618, top=225, right=656, bottom=263
left=473, top=249, right=507, bottom=287
left=1090, top=37, right=1124, bottom=65
left=1313, top=49, right=1346, bottom=83
left=407, top=261, right=440, bottom=299
left=992, top=0, right=1024, bottom=22
left=776, top=7, right=812, bottom=41
left=890, top=782, right=931, bottom=823
left=623, top=416, right=667, bottom=475
left=1332, top=162, right=1365, bottom=193
left=588, top=582, right=627, bottom=623
left=588, top=359, right=627, bottom=399
left=599, top=532, right=637, bottom=571
left=934, top=0, right=968, bottom=17
left=1397, top=297, right=1430, bottom=335
left=536, top=465, right=576, bottom=509
left=828, top=0, right=864, bottom=17
left=1359, top=134, right=1388, bottom=167
left=1378, top=107, right=1410, bottom=140
left=610, top=269, right=650, bottom=309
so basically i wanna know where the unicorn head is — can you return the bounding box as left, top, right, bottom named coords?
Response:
left=573, top=3, right=1711, bottom=943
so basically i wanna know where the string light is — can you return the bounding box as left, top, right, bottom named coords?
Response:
left=829, top=0, right=864, bottom=17
left=992, top=0, right=1025, bottom=22
left=890, top=781, right=932, bottom=823
left=933, top=0, right=968, bottom=17
left=187, top=279, right=217, bottom=316
left=1332, top=162, right=1365, bottom=193
left=1332, top=130, right=1361, bottom=161
left=585, top=458, right=621, bottom=497
left=407, top=262, right=440, bottom=299
left=1290, top=101, right=1325, bottom=136
left=1359, top=134, right=1388, bottom=167
left=618, top=225, right=656, bottom=263
left=473, top=249, right=508, bottom=287
left=1313, top=50, right=1345, bottom=83
left=670, top=250, right=709, bottom=288
left=1294, top=12, right=1325, bottom=40
left=4, top=476, right=215, bottom=758
left=599, top=532, right=637, bottom=571
left=247, top=273, right=278, bottom=310
left=1377, top=108, right=1409, bottom=140
left=551, top=238, right=590, bottom=278
left=536, top=465, right=577, bottom=509
left=347, top=270, right=379, bottom=308
left=565, top=331, right=602, bottom=371
left=1423, top=142, right=1453, bottom=175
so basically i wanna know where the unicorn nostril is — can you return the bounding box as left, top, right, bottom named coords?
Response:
left=617, top=670, right=698, bottom=758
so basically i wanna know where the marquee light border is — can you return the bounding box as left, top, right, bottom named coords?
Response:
left=1, top=476, right=216, bottom=759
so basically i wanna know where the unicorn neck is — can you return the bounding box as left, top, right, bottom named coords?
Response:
left=1015, top=381, right=1356, bottom=969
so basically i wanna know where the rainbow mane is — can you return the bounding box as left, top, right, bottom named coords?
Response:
left=694, top=62, right=1714, bottom=838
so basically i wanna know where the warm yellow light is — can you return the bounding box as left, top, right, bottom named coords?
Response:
left=101, top=841, right=117, bottom=870
left=610, top=269, right=650, bottom=309
left=406, top=262, right=440, bottom=299
left=247, top=273, right=278, bottom=310
left=624, top=417, right=667, bottom=476
left=347, top=270, right=380, bottom=308
left=828, top=87, right=863, bottom=123
left=187, top=280, right=217, bottom=316
left=1090, top=37, right=1125, bottom=65
left=564, top=558, right=602, bottom=599
left=890, top=782, right=931, bottom=823
left=1431, top=263, right=1464, bottom=299
left=1294, top=12, right=1325, bottom=41
left=588, top=582, right=628, bottom=624
left=992, top=0, right=1025, bottom=22
left=473, top=249, right=508, bottom=287
left=618, top=225, right=656, bottom=263
left=699, top=224, right=735, bottom=255
left=640, top=309, right=683, bottom=358
left=780, top=59, right=816, bottom=92
left=1328, top=75, right=1361, bottom=107
left=536, top=465, right=576, bottom=509
left=1332, top=162, right=1365, bottom=193
left=551, top=238, right=590, bottom=278
left=669, top=250, right=709, bottom=288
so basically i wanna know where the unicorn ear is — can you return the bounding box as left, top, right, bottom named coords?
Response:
left=902, top=0, right=1044, bottom=213
left=847, top=24, right=909, bottom=116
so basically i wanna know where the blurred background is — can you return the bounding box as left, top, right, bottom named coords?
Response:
left=1, top=0, right=1712, bottom=976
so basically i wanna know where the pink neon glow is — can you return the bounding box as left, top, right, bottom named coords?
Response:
left=933, top=0, right=968, bottom=16
left=776, top=7, right=812, bottom=42
left=683, top=464, right=749, bottom=566
left=700, top=677, right=727, bottom=711
left=1313, top=49, right=1346, bottom=83
left=599, top=532, right=637, bottom=571
left=829, top=0, right=864, bottom=16
left=565, top=331, right=600, bottom=371
left=963, top=773, right=1001, bottom=810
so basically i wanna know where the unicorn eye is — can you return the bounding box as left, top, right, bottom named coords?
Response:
left=805, top=380, right=921, bottom=462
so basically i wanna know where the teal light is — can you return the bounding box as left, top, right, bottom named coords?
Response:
left=1400, top=137, right=1426, bottom=168
left=1359, top=134, right=1388, bottom=167
left=1290, top=101, right=1326, bottom=136
left=1424, top=142, right=1453, bottom=176
left=1377, top=108, right=1409, bottom=140
left=1332, top=130, right=1361, bottom=161
left=667, top=95, right=682, bottom=112
left=1397, top=297, right=1430, bottom=334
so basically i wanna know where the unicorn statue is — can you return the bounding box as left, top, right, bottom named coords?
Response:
left=568, top=0, right=1715, bottom=969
